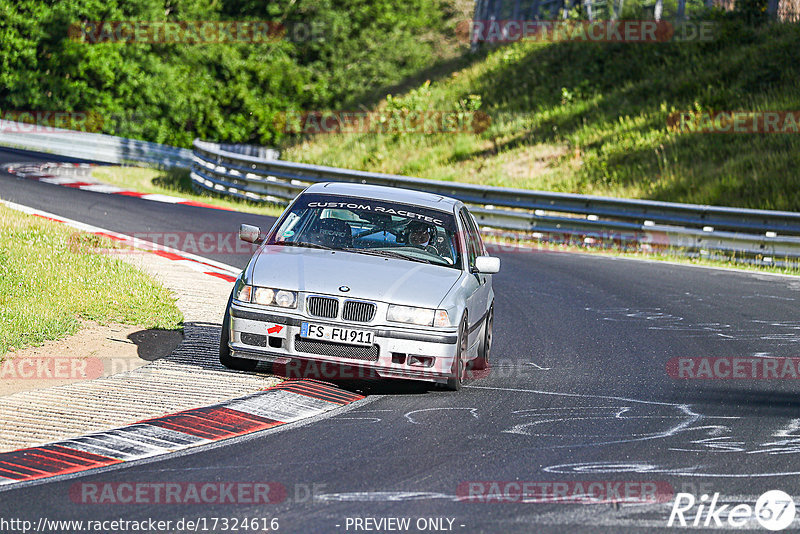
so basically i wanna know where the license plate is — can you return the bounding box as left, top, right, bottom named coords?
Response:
left=300, top=322, right=374, bottom=347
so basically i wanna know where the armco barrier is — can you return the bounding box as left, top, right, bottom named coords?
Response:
left=0, top=119, right=192, bottom=168
left=2, top=119, right=797, bottom=265
left=190, top=138, right=800, bottom=265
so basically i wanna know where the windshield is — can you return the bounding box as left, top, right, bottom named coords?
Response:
left=267, top=193, right=461, bottom=269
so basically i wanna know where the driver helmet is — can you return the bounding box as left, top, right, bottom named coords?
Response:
left=408, top=221, right=435, bottom=247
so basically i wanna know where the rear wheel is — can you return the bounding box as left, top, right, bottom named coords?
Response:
left=445, top=316, right=468, bottom=391
left=472, top=304, right=493, bottom=370
left=219, top=294, right=258, bottom=372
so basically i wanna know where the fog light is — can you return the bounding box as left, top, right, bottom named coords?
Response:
left=408, top=355, right=434, bottom=367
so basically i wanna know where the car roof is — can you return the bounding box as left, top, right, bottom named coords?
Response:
left=303, top=182, right=460, bottom=211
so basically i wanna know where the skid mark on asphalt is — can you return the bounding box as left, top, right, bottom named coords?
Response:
left=405, top=408, right=480, bottom=425
left=503, top=406, right=693, bottom=438
left=316, top=384, right=800, bottom=480
left=584, top=306, right=800, bottom=345
left=405, top=384, right=800, bottom=479
left=465, top=384, right=700, bottom=446
left=525, top=362, right=552, bottom=370
left=533, top=410, right=800, bottom=477
left=741, top=294, right=796, bottom=301
left=543, top=459, right=800, bottom=479
left=318, top=491, right=457, bottom=502
left=331, top=409, right=391, bottom=424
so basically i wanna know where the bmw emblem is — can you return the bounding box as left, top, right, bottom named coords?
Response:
left=339, top=285, right=350, bottom=292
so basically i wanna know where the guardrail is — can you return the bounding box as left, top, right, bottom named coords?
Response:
left=191, top=139, right=800, bottom=266
left=0, top=119, right=192, bottom=168
left=4, top=116, right=796, bottom=266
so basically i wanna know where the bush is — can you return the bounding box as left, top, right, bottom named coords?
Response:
left=0, top=0, right=461, bottom=146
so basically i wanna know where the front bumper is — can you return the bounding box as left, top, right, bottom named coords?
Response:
left=228, top=303, right=459, bottom=383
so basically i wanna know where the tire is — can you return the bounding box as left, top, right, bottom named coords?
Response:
left=472, top=304, right=493, bottom=370
left=219, top=293, right=258, bottom=372
left=445, top=315, right=468, bottom=391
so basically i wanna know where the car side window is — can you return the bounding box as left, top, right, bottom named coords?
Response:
left=459, top=210, right=479, bottom=270
left=465, top=212, right=486, bottom=256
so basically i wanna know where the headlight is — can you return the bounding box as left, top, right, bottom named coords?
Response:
left=274, top=290, right=296, bottom=308
left=253, top=287, right=275, bottom=306
left=387, top=305, right=448, bottom=327
left=237, top=284, right=296, bottom=309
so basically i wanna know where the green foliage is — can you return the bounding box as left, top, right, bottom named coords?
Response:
left=734, top=0, right=770, bottom=24
left=285, top=21, right=800, bottom=211
left=386, top=81, right=436, bottom=113
left=0, top=0, right=460, bottom=146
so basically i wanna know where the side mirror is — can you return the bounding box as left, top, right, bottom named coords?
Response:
left=239, top=224, right=262, bottom=244
left=474, top=256, right=500, bottom=274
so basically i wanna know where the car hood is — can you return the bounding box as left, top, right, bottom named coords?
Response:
left=248, top=246, right=462, bottom=307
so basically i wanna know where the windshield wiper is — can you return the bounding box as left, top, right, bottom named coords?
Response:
left=275, top=241, right=335, bottom=251
left=342, top=247, right=437, bottom=265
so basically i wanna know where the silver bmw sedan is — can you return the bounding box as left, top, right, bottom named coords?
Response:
left=220, top=182, right=499, bottom=390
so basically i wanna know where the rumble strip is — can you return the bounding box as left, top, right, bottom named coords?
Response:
left=0, top=380, right=363, bottom=487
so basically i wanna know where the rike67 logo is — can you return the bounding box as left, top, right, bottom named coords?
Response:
left=668, top=490, right=796, bottom=530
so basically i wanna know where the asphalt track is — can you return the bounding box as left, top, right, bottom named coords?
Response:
left=1, top=147, right=800, bottom=533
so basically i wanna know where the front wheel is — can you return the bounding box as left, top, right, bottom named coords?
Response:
left=219, top=298, right=258, bottom=372
left=445, top=315, right=468, bottom=391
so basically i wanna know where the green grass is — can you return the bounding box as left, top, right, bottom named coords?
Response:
left=0, top=204, right=184, bottom=357
left=282, top=19, right=800, bottom=212
left=91, top=166, right=284, bottom=216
